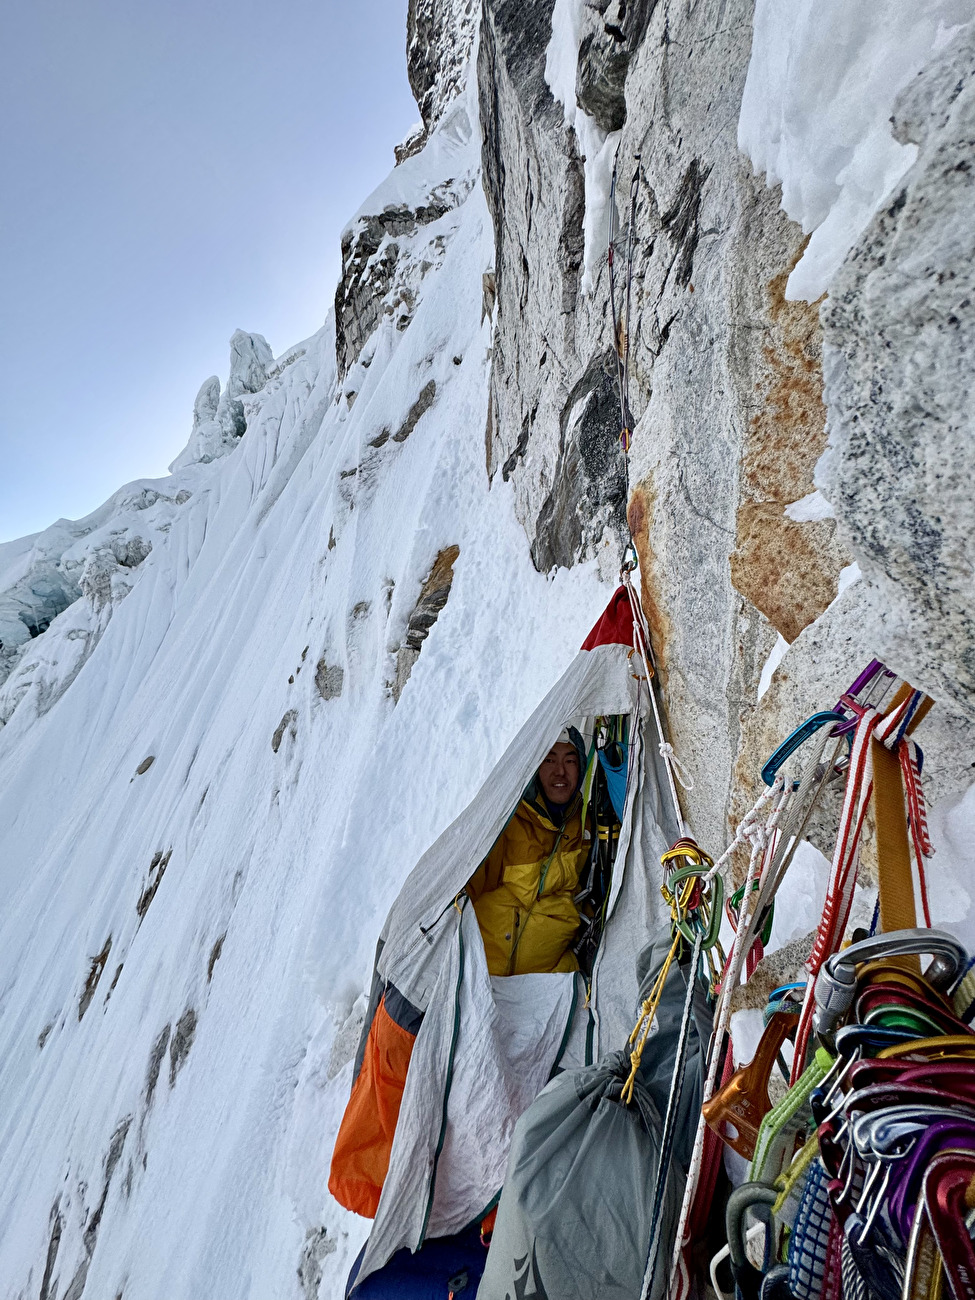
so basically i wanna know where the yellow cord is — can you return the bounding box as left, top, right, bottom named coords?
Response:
left=772, top=1133, right=820, bottom=1216
left=620, top=876, right=697, bottom=1105
left=621, top=936, right=679, bottom=1104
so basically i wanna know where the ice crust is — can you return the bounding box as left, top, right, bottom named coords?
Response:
left=739, top=0, right=975, bottom=300
left=544, top=0, right=620, bottom=293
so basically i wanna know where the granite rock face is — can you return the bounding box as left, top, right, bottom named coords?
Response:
left=479, top=0, right=627, bottom=583
left=334, top=199, right=452, bottom=379
left=819, top=26, right=975, bottom=722
left=478, top=0, right=850, bottom=847
left=407, top=0, right=479, bottom=135
left=475, top=0, right=972, bottom=849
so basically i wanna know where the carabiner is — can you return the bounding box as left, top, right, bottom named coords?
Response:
left=761, top=711, right=847, bottom=786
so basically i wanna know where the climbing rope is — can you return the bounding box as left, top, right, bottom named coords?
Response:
left=621, top=908, right=685, bottom=1105
left=608, top=154, right=641, bottom=454
left=667, top=775, right=792, bottom=1299
left=682, top=671, right=956, bottom=1300
left=621, top=561, right=690, bottom=837
left=622, top=843, right=721, bottom=1104
left=668, top=716, right=848, bottom=1288
left=641, top=919, right=707, bottom=1300
left=618, top=843, right=723, bottom=1300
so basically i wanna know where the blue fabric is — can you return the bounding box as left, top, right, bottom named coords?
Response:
left=598, top=744, right=628, bottom=821
left=541, top=794, right=569, bottom=826
left=347, top=1224, right=487, bottom=1298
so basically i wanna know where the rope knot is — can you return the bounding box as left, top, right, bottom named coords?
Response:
left=659, top=741, right=694, bottom=790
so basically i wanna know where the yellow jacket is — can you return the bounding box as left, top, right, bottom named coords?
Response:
left=467, top=793, right=588, bottom=976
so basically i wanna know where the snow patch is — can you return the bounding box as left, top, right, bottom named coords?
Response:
left=766, top=839, right=831, bottom=951
left=837, top=561, right=861, bottom=596
left=785, top=489, right=834, bottom=523
left=544, top=0, right=620, bottom=293
left=739, top=0, right=975, bottom=300
left=757, top=633, right=788, bottom=701
left=926, top=782, right=975, bottom=955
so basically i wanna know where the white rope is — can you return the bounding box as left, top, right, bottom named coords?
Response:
left=704, top=779, right=782, bottom=884
left=621, top=566, right=688, bottom=835
left=666, top=778, right=789, bottom=1299
left=658, top=741, right=694, bottom=790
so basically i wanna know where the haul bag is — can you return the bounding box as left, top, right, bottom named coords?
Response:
left=478, top=929, right=709, bottom=1300
left=477, top=1051, right=678, bottom=1300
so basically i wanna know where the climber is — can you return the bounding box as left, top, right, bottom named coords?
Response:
left=467, top=727, right=590, bottom=975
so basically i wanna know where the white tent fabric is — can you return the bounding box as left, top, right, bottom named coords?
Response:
left=592, top=725, right=675, bottom=1052
left=429, top=923, right=579, bottom=1235
left=379, top=641, right=647, bottom=1003
left=359, top=917, right=579, bottom=1282
left=352, top=637, right=678, bottom=1284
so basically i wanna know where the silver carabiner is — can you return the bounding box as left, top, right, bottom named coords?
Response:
left=621, top=541, right=639, bottom=574
left=813, top=928, right=969, bottom=1043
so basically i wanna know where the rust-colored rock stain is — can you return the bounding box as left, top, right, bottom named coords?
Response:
left=627, top=483, right=674, bottom=673
left=731, top=263, right=849, bottom=642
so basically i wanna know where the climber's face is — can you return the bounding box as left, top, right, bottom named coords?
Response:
left=538, top=742, right=580, bottom=806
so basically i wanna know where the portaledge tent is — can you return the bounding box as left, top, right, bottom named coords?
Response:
left=334, top=587, right=679, bottom=1284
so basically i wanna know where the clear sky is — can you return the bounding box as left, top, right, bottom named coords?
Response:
left=0, top=0, right=418, bottom=542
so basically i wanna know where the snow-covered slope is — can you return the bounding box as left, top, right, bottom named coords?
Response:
left=0, top=66, right=609, bottom=1299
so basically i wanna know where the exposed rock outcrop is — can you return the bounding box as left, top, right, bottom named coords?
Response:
left=479, top=0, right=824, bottom=846
left=391, top=544, right=460, bottom=701
left=480, top=0, right=622, bottom=575
left=729, top=258, right=849, bottom=645
left=407, top=0, right=479, bottom=137
left=334, top=197, right=453, bottom=379
left=820, top=26, right=975, bottom=720
left=479, top=0, right=972, bottom=855
left=575, top=0, right=659, bottom=133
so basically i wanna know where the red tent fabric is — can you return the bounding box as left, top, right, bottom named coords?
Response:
left=581, top=586, right=635, bottom=650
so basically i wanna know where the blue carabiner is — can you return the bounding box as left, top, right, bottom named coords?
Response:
left=761, top=711, right=847, bottom=786
left=833, top=1023, right=918, bottom=1058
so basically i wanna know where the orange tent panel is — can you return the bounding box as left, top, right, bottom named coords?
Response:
left=328, top=994, right=418, bottom=1218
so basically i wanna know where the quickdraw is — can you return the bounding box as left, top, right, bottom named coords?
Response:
left=660, top=659, right=975, bottom=1300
